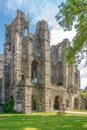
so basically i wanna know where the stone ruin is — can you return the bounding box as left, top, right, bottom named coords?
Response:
left=0, top=10, right=84, bottom=113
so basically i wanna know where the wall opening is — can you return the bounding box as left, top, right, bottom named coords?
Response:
left=21, top=74, right=24, bottom=81
left=74, top=97, right=79, bottom=109
left=31, top=59, right=38, bottom=83
left=32, top=95, right=37, bottom=111
left=58, top=46, right=63, bottom=61
left=57, top=82, right=63, bottom=86
left=54, top=95, right=62, bottom=110
left=66, top=99, right=69, bottom=107
left=74, top=72, right=78, bottom=85
left=24, top=28, right=28, bottom=36
left=6, top=37, right=10, bottom=42
left=9, top=96, right=14, bottom=108
left=57, top=62, right=63, bottom=86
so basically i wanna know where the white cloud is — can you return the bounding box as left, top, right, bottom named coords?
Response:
left=34, top=2, right=58, bottom=27
left=78, top=60, right=87, bottom=89
left=4, top=0, right=58, bottom=28
left=7, top=0, right=22, bottom=11
left=80, top=67, right=87, bottom=79
left=50, top=26, right=76, bottom=45
left=80, top=77, right=87, bottom=89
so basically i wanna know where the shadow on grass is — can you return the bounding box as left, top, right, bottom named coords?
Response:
left=0, top=112, right=87, bottom=130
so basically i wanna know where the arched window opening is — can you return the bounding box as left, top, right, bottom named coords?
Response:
left=66, top=99, right=69, bottom=107
left=71, top=90, right=74, bottom=94
left=57, top=63, right=63, bottom=86
left=32, top=95, right=37, bottom=111
left=9, top=96, right=14, bottom=107
left=74, top=97, right=79, bottom=109
left=31, top=59, right=38, bottom=83
left=6, top=37, right=10, bottom=42
left=57, top=82, right=63, bottom=86
left=21, top=74, right=24, bottom=81
left=9, top=96, right=14, bottom=101
left=54, top=95, right=62, bottom=110
left=24, top=28, right=28, bottom=36
left=58, top=46, right=63, bottom=61
left=74, top=72, right=78, bottom=84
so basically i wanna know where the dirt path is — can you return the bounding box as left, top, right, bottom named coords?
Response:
left=66, top=111, right=87, bottom=115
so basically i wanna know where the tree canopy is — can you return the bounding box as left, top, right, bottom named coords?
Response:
left=56, top=0, right=87, bottom=65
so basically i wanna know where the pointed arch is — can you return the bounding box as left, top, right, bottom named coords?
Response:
left=9, top=96, right=14, bottom=101
left=58, top=46, right=63, bottom=61
left=9, top=96, right=14, bottom=108
left=54, top=95, right=63, bottom=110
left=31, top=95, right=37, bottom=111
left=66, top=99, right=70, bottom=107
left=74, top=97, right=79, bottom=109
left=31, top=59, right=39, bottom=83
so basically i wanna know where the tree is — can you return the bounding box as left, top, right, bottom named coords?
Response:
left=81, top=91, right=87, bottom=98
left=56, top=0, right=87, bottom=65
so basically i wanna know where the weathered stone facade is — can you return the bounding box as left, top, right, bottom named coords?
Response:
left=0, top=10, right=82, bottom=113
left=0, top=54, right=4, bottom=111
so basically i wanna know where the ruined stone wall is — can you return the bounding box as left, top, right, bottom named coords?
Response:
left=11, top=10, right=30, bottom=112
left=31, top=86, right=45, bottom=111
left=66, top=65, right=80, bottom=96
left=9, top=10, right=29, bottom=86
left=73, top=66, right=80, bottom=88
left=3, top=10, right=30, bottom=112
left=50, top=39, right=68, bottom=86
left=50, top=86, right=68, bottom=110
left=50, top=39, right=80, bottom=90
left=0, top=54, right=4, bottom=104
left=3, top=10, right=81, bottom=113
left=21, top=20, right=51, bottom=113
left=0, top=55, right=3, bottom=79
left=4, top=24, right=11, bottom=101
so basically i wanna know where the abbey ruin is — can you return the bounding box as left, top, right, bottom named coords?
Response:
left=0, top=10, right=84, bottom=113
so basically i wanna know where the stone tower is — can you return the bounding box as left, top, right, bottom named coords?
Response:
left=4, top=10, right=29, bottom=112
left=4, top=10, right=51, bottom=113
left=4, top=24, right=11, bottom=101
left=35, top=20, right=51, bottom=112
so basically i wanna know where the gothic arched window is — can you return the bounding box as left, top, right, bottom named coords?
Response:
left=31, top=59, right=38, bottom=83
left=74, top=97, right=79, bottom=109
left=24, top=28, right=28, bottom=36
left=74, top=72, right=78, bottom=85
left=32, top=95, right=37, bottom=111
left=58, top=46, right=63, bottom=61
left=66, top=99, right=69, bottom=107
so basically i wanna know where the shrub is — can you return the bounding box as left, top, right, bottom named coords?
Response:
left=3, top=98, right=14, bottom=113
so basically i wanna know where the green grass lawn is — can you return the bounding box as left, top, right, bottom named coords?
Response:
left=0, top=112, right=87, bottom=130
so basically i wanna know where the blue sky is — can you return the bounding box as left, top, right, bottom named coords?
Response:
left=0, top=0, right=67, bottom=54
left=0, top=0, right=87, bottom=89
left=0, top=0, right=77, bottom=54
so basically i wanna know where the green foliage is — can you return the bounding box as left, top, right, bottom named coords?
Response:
left=81, top=91, right=87, bottom=98
left=56, top=0, right=87, bottom=65
left=3, top=98, right=14, bottom=113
